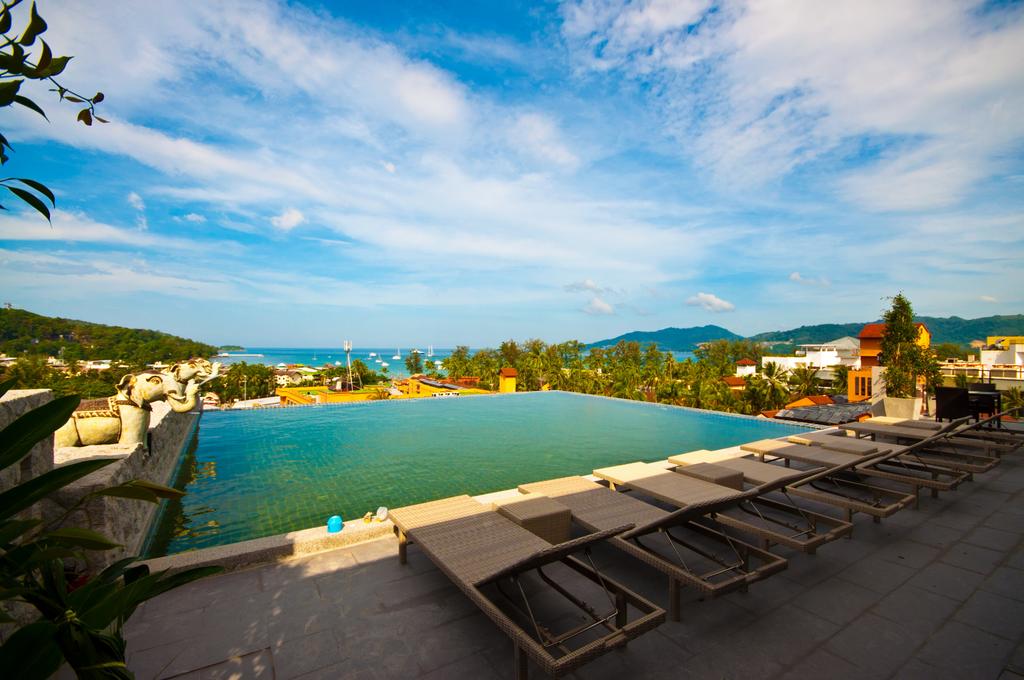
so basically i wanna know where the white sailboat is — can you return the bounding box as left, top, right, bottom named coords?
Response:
left=427, top=345, right=434, bottom=358
left=392, top=348, right=401, bottom=360
left=369, top=352, right=377, bottom=358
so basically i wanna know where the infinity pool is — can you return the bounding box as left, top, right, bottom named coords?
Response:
left=148, top=391, right=811, bottom=555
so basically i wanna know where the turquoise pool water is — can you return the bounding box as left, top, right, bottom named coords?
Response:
left=148, top=392, right=811, bottom=555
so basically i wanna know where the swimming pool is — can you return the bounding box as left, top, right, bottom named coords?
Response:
left=147, top=391, right=812, bottom=555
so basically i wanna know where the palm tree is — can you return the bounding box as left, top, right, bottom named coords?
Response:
left=1004, top=387, right=1023, bottom=417
left=831, top=364, right=849, bottom=395
left=789, top=366, right=821, bottom=399
left=761, top=361, right=791, bottom=409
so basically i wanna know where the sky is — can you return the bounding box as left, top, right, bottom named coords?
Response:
left=1, top=0, right=1022, bottom=347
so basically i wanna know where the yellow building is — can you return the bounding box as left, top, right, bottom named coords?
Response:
left=986, top=336, right=1024, bottom=349
left=498, top=367, right=518, bottom=393
left=849, top=322, right=931, bottom=402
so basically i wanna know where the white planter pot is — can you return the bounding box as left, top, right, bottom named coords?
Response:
left=883, top=396, right=922, bottom=420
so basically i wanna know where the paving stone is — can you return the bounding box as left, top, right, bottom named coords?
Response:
left=930, top=509, right=983, bottom=532
left=907, top=562, right=986, bottom=602
left=198, top=649, right=273, bottom=680
left=259, top=550, right=358, bottom=591
left=145, top=569, right=264, bottom=618
left=126, top=638, right=195, bottom=680
left=1008, top=548, right=1024, bottom=571
left=916, top=620, right=1015, bottom=680
left=126, top=606, right=206, bottom=651
left=870, top=583, right=960, bottom=637
left=981, top=566, right=1024, bottom=602
left=700, top=604, right=839, bottom=672
left=419, top=653, right=502, bottom=680
left=902, top=523, right=965, bottom=551
left=775, top=648, right=865, bottom=680
left=962, top=526, right=1021, bottom=552
left=407, top=612, right=508, bottom=674
left=836, top=555, right=917, bottom=594
left=791, top=577, right=878, bottom=626
left=954, top=589, right=1024, bottom=641
left=348, top=536, right=400, bottom=564
left=566, top=622, right=694, bottom=680
left=941, top=541, right=1006, bottom=575
left=166, top=672, right=201, bottom=680
left=271, top=629, right=345, bottom=680
left=825, top=611, right=924, bottom=676
left=895, top=658, right=963, bottom=680
left=873, top=539, right=941, bottom=569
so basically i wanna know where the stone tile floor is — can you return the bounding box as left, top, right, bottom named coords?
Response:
left=126, top=453, right=1024, bottom=680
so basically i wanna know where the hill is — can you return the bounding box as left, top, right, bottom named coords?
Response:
left=587, top=325, right=742, bottom=351
left=0, top=308, right=218, bottom=364
left=749, top=314, right=1024, bottom=346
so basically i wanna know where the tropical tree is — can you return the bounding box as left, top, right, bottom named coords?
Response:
left=831, top=364, right=849, bottom=396
left=760, top=361, right=792, bottom=409
left=1002, top=387, right=1023, bottom=416
left=404, top=350, right=423, bottom=375
left=788, top=366, right=821, bottom=399
left=878, top=293, right=937, bottom=399
left=442, top=346, right=470, bottom=379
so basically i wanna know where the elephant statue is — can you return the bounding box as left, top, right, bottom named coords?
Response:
left=55, top=359, right=221, bottom=448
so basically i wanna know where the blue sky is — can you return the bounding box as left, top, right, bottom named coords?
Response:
left=1, top=0, right=1022, bottom=347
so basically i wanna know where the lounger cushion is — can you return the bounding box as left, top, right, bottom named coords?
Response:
left=674, top=462, right=745, bottom=490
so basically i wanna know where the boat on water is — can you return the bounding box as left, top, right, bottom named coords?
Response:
left=392, top=349, right=401, bottom=360
left=369, top=352, right=377, bottom=357
left=427, top=345, right=433, bottom=357
left=381, top=361, right=389, bottom=368
left=215, top=353, right=265, bottom=358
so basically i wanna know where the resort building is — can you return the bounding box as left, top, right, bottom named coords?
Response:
left=734, top=358, right=757, bottom=377
left=938, top=335, right=1024, bottom=387
left=760, top=337, right=861, bottom=375
left=848, top=322, right=930, bottom=402
left=498, top=367, right=518, bottom=393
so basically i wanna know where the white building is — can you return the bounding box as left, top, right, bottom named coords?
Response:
left=761, top=336, right=861, bottom=375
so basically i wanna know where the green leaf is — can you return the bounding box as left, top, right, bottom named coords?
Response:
left=64, top=95, right=84, bottom=103
left=0, top=394, right=79, bottom=472
left=23, top=546, right=80, bottom=566
left=97, top=477, right=184, bottom=503
left=0, top=78, right=22, bottom=106
left=45, top=527, right=121, bottom=551
left=0, top=621, right=62, bottom=680
left=6, top=184, right=49, bottom=221
left=35, top=38, right=51, bottom=70
left=0, top=8, right=11, bottom=35
left=18, top=1, right=47, bottom=47
left=13, top=94, right=47, bottom=119
left=77, top=108, right=92, bottom=126
left=0, top=458, right=115, bottom=521
left=92, top=91, right=104, bottom=104
left=34, top=54, right=69, bottom=78
left=0, top=517, right=42, bottom=545
left=12, top=177, right=54, bottom=205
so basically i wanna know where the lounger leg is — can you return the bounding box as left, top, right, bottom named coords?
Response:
left=514, top=644, right=528, bottom=680
left=668, top=578, right=680, bottom=622
left=398, top=530, right=408, bottom=565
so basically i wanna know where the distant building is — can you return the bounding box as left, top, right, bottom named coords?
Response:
left=760, top=336, right=861, bottom=375
left=722, top=376, right=747, bottom=392
left=498, top=367, right=518, bottom=393
left=735, top=358, right=757, bottom=377
left=848, top=322, right=930, bottom=402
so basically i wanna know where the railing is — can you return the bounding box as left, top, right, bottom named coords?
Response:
left=939, top=364, right=1024, bottom=383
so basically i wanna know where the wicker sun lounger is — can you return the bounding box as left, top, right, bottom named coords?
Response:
left=844, top=420, right=1015, bottom=457
left=518, top=476, right=787, bottom=621
left=788, top=429, right=1000, bottom=475
left=741, top=437, right=969, bottom=505
left=664, top=456, right=854, bottom=552
left=389, top=495, right=665, bottom=679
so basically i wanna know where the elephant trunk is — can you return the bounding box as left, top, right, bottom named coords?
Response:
left=166, top=382, right=200, bottom=412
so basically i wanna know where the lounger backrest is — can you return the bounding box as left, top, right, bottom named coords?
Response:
left=622, top=487, right=760, bottom=539
left=476, top=523, right=634, bottom=585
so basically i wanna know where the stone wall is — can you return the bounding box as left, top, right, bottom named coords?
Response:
left=50, top=401, right=200, bottom=569
left=0, top=390, right=56, bottom=521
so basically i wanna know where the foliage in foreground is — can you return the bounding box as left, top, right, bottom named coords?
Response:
left=0, top=380, right=221, bottom=678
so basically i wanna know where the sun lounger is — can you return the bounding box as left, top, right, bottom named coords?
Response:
left=789, top=429, right=1000, bottom=475
left=390, top=495, right=664, bottom=679
left=517, top=476, right=786, bottom=621
left=665, top=456, right=854, bottom=552
left=741, top=437, right=969, bottom=506
left=845, top=419, right=1015, bottom=457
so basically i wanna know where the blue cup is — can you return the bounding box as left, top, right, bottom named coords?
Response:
left=327, top=515, right=343, bottom=533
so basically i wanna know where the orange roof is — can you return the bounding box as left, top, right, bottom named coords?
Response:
left=858, top=322, right=928, bottom=339
left=736, top=358, right=756, bottom=366
left=499, top=367, right=518, bottom=377
left=722, top=376, right=747, bottom=387
left=807, top=395, right=834, bottom=405
left=761, top=409, right=780, bottom=418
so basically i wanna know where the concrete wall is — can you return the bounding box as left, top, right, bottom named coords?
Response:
left=0, top=390, right=55, bottom=520
left=50, top=401, right=199, bottom=569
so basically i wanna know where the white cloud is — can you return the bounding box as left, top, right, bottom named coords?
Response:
left=510, top=113, right=579, bottom=168
left=789, top=271, right=830, bottom=288
left=686, top=291, right=734, bottom=313
left=980, top=295, right=997, bottom=303
left=562, top=1, right=1024, bottom=211
left=127, top=192, right=145, bottom=211
left=584, top=296, right=614, bottom=315
left=564, top=278, right=606, bottom=293
left=381, top=161, right=397, bottom=174
left=184, top=212, right=207, bottom=223
left=270, top=208, right=305, bottom=231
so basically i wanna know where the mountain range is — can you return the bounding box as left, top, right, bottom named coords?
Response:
left=588, top=315, right=1024, bottom=351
